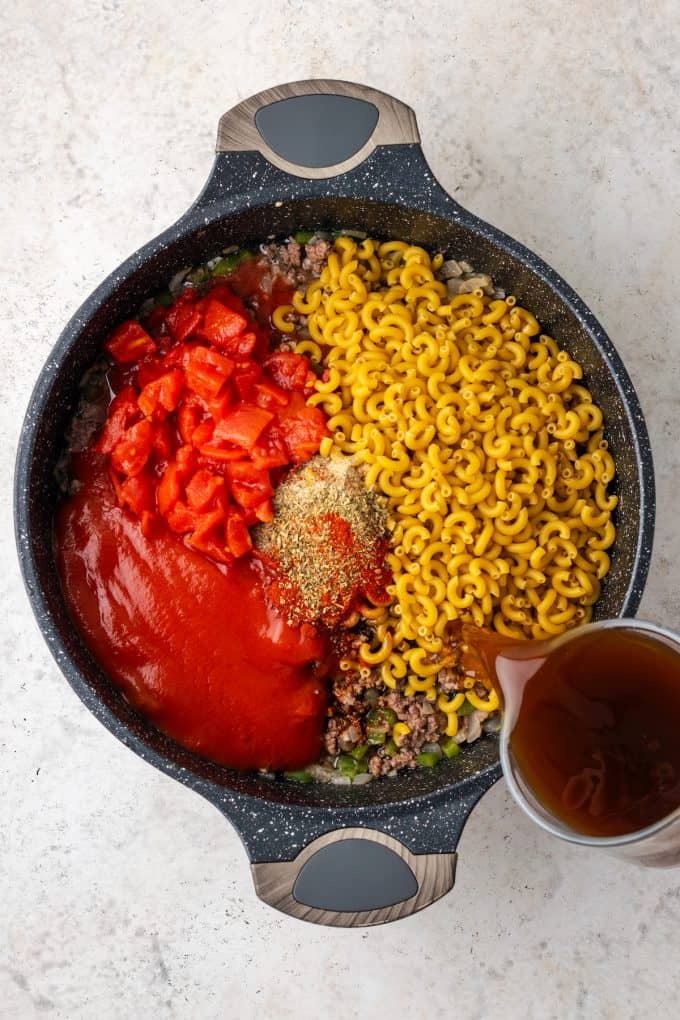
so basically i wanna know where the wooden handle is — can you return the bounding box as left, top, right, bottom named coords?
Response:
left=251, top=826, right=456, bottom=928
left=215, top=79, right=420, bottom=180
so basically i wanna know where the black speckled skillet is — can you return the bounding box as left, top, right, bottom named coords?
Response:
left=15, top=80, right=654, bottom=927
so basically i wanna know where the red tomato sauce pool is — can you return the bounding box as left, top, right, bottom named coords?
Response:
left=55, top=455, right=328, bottom=770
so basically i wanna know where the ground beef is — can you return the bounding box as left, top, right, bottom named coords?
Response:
left=259, top=237, right=331, bottom=288
left=381, top=691, right=446, bottom=749
left=319, top=619, right=499, bottom=777
left=437, top=666, right=466, bottom=693
left=259, top=242, right=300, bottom=286
left=330, top=668, right=378, bottom=711
left=368, top=748, right=417, bottom=777
left=302, top=239, right=331, bottom=276
left=324, top=715, right=363, bottom=756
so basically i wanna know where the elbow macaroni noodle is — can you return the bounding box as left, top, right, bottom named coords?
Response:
left=287, top=238, right=617, bottom=702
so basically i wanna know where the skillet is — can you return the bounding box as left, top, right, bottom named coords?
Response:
left=15, top=80, right=655, bottom=926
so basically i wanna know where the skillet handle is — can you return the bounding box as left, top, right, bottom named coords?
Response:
left=214, top=79, right=419, bottom=180
left=250, top=826, right=456, bottom=927
left=215, top=771, right=498, bottom=927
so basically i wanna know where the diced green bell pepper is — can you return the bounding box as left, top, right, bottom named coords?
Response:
left=442, top=738, right=462, bottom=759
left=415, top=752, right=440, bottom=768
left=212, top=249, right=253, bottom=276
left=283, top=770, right=314, bottom=784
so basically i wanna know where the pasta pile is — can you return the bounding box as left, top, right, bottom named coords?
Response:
left=277, top=238, right=617, bottom=707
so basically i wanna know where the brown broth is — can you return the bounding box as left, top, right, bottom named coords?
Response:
left=483, top=627, right=680, bottom=837
left=462, top=624, right=680, bottom=840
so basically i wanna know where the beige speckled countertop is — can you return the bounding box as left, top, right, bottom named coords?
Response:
left=3, top=1, right=680, bottom=1017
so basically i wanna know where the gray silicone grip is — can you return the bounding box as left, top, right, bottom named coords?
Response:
left=254, top=93, right=379, bottom=170
left=292, top=837, right=418, bottom=911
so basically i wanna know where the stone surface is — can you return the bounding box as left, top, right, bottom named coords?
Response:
left=2, top=1, right=680, bottom=1017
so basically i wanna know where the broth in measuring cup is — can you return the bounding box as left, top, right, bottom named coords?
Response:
left=468, top=624, right=680, bottom=838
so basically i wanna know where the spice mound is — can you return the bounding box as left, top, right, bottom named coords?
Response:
left=254, top=457, right=390, bottom=627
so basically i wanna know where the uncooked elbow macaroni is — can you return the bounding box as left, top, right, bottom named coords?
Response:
left=287, top=238, right=617, bottom=699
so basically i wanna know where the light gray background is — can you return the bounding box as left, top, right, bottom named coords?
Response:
left=3, top=1, right=680, bottom=1017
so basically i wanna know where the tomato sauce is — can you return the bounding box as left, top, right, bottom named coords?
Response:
left=55, top=455, right=328, bottom=770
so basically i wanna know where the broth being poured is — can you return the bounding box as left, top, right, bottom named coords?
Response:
left=470, top=625, right=680, bottom=838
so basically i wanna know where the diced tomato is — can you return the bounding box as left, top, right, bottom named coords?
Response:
left=212, top=405, right=274, bottom=451
left=277, top=406, right=330, bottom=463
left=204, top=386, right=234, bottom=422
left=250, top=427, right=289, bottom=470
left=191, top=420, right=215, bottom=448
left=202, top=285, right=250, bottom=319
left=263, top=351, right=315, bottom=392
left=253, top=498, right=275, bottom=523
left=175, top=444, right=197, bottom=478
left=250, top=446, right=289, bottom=470
left=275, top=389, right=306, bottom=420
left=187, top=502, right=232, bottom=564
left=162, top=343, right=189, bottom=369
left=95, top=280, right=330, bottom=568
left=96, top=386, right=141, bottom=454
left=185, top=470, right=225, bottom=511
left=138, top=369, right=184, bottom=418
left=185, top=346, right=235, bottom=400
left=226, top=514, right=252, bottom=558
left=110, top=419, right=154, bottom=476
left=178, top=399, right=203, bottom=444
left=202, top=300, right=249, bottom=348
left=199, top=444, right=248, bottom=463
left=152, top=420, right=175, bottom=463
left=160, top=369, right=185, bottom=410
left=224, top=461, right=272, bottom=484
left=254, top=380, right=290, bottom=410
left=193, top=507, right=226, bottom=536
left=229, top=482, right=273, bottom=513
left=227, top=331, right=258, bottom=358
left=225, top=461, right=273, bottom=510
left=106, top=321, right=157, bottom=364
left=187, top=527, right=232, bottom=565
left=166, top=501, right=198, bottom=534
left=137, top=358, right=167, bottom=390
left=157, top=463, right=182, bottom=516
left=190, top=345, right=236, bottom=377
left=226, top=258, right=294, bottom=333
left=232, top=363, right=262, bottom=401
left=118, top=471, right=155, bottom=516
left=165, top=293, right=203, bottom=343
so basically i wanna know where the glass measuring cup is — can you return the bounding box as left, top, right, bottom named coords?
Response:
left=475, top=618, right=680, bottom=867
